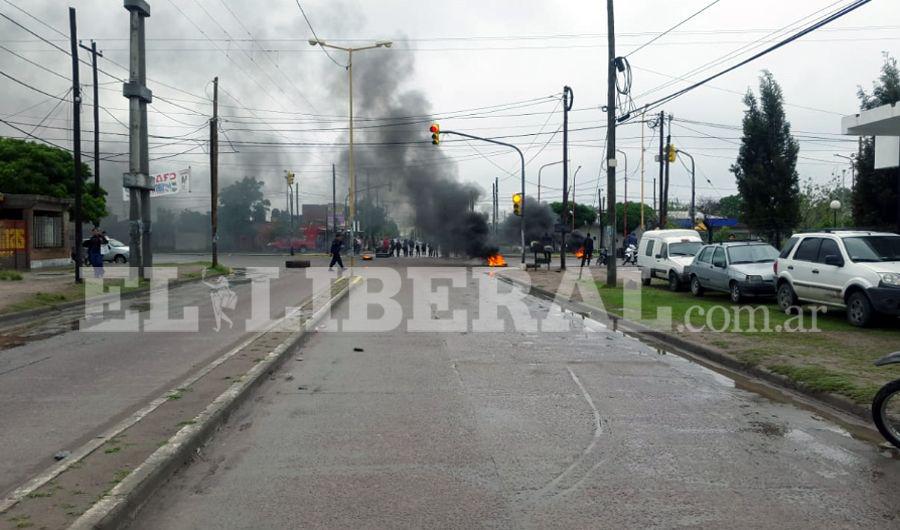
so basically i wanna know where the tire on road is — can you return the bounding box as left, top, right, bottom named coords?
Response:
left=777, top=282, right=798, bottom=314
left=729, top=281, right=743, bottom=304
left=285, top=260, right=311, bottom=268
left=690, top=275, right=704, bottom=297
left=846, top=290, right=875, bottom=327
left=668, top=271, right=681, bottom=292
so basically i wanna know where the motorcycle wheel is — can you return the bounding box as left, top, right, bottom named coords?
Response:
left=872, top=379, right=900, bottom=449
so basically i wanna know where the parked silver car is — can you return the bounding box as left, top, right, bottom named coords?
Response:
left=82, top=238, right=130, bottom=263
left=686, top=241, right=779, bottom=303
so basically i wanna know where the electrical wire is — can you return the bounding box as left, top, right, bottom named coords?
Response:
left=625, top=0, right=722, bottom=57
left=294, top=0, right=346, bottom=68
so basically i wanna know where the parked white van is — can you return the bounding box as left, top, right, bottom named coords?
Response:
left=638, top=229, right=704, bottom=291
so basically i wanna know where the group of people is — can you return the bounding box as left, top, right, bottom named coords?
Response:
left=381, top=238, right=437, bottom=258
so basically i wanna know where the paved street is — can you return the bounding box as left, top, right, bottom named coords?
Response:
left=135, top=266, right=900, bottom=529
left=0, top=254, right=325, bottom=498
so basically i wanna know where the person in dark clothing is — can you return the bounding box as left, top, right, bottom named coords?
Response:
left=541, top=232, right=553, bottom=263
left=329, top=235, right=345, bottom=272
left=581, top=232, right=594, bottom=267
left=82, top=227, right=108, bottom=278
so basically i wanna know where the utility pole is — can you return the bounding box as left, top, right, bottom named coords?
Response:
left=640, top=110, right=645, bottom=230
left=657, top=111, right=665, bottom=229
left=605, top=0, right=617, bottom=286
left=332, top=164, right=337, bottom=238
left=124, top=0, right=152, bottom=278
left=664, top=114, right=672, bottom=228
left=678, top=148, right=697, bottom=226
left=597, top=187, right=604, bottom=248
left=69, top=8, right=83, bottom=284
left=79, top=40, right=102, bottom=196
left=561, top=86, right=574, bottom=271
left=210, top=76, right=219, bottom=267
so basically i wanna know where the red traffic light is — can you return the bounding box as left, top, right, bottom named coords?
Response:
left=429, top=124, right=439, bottom=134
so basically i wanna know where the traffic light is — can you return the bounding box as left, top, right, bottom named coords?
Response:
left=285, top=171, right=295, bottom=186
left=667, top=144, right=677, bottom=163
left=512, top=193, right=523, bottom=216
left=430, top=123, right=440, bottom=145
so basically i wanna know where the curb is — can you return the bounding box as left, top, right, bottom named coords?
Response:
left=69, top=275, right=360, bottom=530
left=497, top=273, right=873, bottom=424
left=0, top=270, right=230, bottom=327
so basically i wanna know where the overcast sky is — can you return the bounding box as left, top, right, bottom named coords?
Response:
left=1, top=0, right=897, bottom=222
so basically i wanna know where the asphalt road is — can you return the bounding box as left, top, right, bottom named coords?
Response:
left=135, top=265, right=900, bottom=529
left=0, top=254, right=327, bottom=498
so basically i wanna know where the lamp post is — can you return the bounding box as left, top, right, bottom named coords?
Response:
left=616, top=149, right=628, bottom=239
left=676, top=148, right=696, bottom=226
left=537, top=160, right=565, bottom=203
left=309, top=38, right=392, bottom=268
left=830, top=199, right=842, bottom=228
left=834, top=153, right=856, bottom=190
left=571, top=165, right=582, bottom=231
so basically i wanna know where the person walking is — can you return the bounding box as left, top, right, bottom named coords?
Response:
left=82, top=227, right=108, bottom=278
left=581, top=232, right=594, bottom=268
left=329, top=234, right=345, bottom=272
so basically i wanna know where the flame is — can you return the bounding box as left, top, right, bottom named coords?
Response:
left=575, top=246, right=585, bottom=259
left=486, top=254, right=507, bottom=267
left=361, top=254, right=374, bottom=261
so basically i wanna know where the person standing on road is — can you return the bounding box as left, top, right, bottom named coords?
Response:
left=329, top=234, right=345, bottom=272
left=82, top=227, right=108, bottom=278
left=541, top=232, right=553, bottom=264
left=582, top=232, right=594, bottom=267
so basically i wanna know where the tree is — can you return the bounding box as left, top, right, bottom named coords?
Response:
left=603, top=202, right=657, bottom=233
left=218, top=176, right=270, bottom=248
left=731, top=71, right=800, bottom=246
left=0, top=137, right=108, bottom=223
left=717, top=194, right=743, bottom=219
left=853, top=53, right=900, bottom=229
left=550, top=201, right=597, bottom=229
left=799, top=176, right=852, bottom=229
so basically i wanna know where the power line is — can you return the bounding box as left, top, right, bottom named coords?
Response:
left=294, top=0, right=346, bottom=68
left=625, top=0, right=722, bottom=57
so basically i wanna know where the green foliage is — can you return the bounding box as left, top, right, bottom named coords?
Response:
left=717, top=194, right=743, bottom=219
left=601, top=202, right=656, bottom=233
left=218, top=176, right=270, bottom=247
left=853, top=53, right=900, bottom=229
left=358, top=198, right=399, bottom=238
left=0, top=270, right=23, bottom=281
left=798, top=176, right=851, bottom=229
left=731, top=71, right=800, bottom=246
left=550, top=201, right=597, bottom=229
left=0, top=138, right=107, bottom=223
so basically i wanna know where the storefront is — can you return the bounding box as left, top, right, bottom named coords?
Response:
left=0, top=193, right=73, bottom=270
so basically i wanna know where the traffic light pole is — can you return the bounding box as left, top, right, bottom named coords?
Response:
left=677, top=148, right=696, bottom=225
left=440, top=130, right=526, bottom=266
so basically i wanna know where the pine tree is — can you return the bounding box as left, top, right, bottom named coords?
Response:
left=852, top=53, right=900, bottom=229
left=731, top=71, right=800, bottom=246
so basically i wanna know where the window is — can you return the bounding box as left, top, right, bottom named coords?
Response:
left=793, top=238, right=821, bottom=262
left=668, top=241, right=702, bottom=257
left=779, top=237, right=799, bottom=259
left=658, top=243, right=667, bottom=258
left=712, top=247, right=726, bottom=267
left=644, top=240, right=655, bottom=257
left=843, top=236, right=900, bottom=263
left=33, top=213, right=62, bottom=249
left=816, top=239, right=841, bottom=264
left=727, top=244, right=779, bottom=264
left=697, top=247, right=713, bottom=264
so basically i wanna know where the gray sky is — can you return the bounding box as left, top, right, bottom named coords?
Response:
left=1, top=0, right=897, bottom=221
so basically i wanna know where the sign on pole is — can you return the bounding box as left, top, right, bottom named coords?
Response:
left=123, top=168, right=191, bottom=201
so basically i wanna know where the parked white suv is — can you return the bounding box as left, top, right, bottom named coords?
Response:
left=774, top=230, right=900, bottom=327
left=638, top=229, right=704, bottom=291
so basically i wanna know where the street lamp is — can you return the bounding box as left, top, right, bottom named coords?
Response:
left=834, top=153, right=856, bottom=189
left=830, top=199, right=842, bottom=228
left=571, top=165, right=582, bottom=231
left=537, top=160, right=566, bottom=202
left=310, top=38, right=392, bottom=268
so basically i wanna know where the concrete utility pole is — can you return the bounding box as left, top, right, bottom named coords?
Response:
left=640, top=111, right=646, bottom=230
left=210, top=76, right=219, bottom=267
left=618, top=149, right=628, bottom=240
left=123, top=0, right=152, bottom=278
left=69, top=8, right=83, bottom=284
left=79, top=40, right=103, bottom=196
left=657, top=111, right=665, bottom=228
left=605, top=0, right=617, bottom=286
left=561, top=86, right=574, bottom=271
left=664, top=114, right=672, bottom=228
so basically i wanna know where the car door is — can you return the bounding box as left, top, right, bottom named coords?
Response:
left=642, top=238, right=656, bottom=277
left=693, top=247, right=713, bottom=285
left=789, top=237, right=822, bottom=301
left=709, top=247, right=728, bottom=291
left=813, top=237, right=849, bottom=305
left=656, top=242, right=668, bottom=277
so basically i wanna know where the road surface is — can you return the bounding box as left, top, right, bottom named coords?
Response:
left=135, top=265, right=900, bottom=529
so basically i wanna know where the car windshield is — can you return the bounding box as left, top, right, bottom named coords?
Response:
left=108, top=238, right=124, bottom=247
left=727, top=244, right=778, bottom=264
left=842, top=236, right=900, bottom=263
left=668, top=241, right=702, bottom=256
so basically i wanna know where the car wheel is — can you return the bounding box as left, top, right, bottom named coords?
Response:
left=690, top=276, right=704, bottom=297
left=114, top=254, right=127, bottom=264
left=729, top=281, right=743, bottom=304
left=668, top=271, right=681, bottom=292
left=777, top=282, right=798, bottom=314
left=846, top=291, right=874, bottom=327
